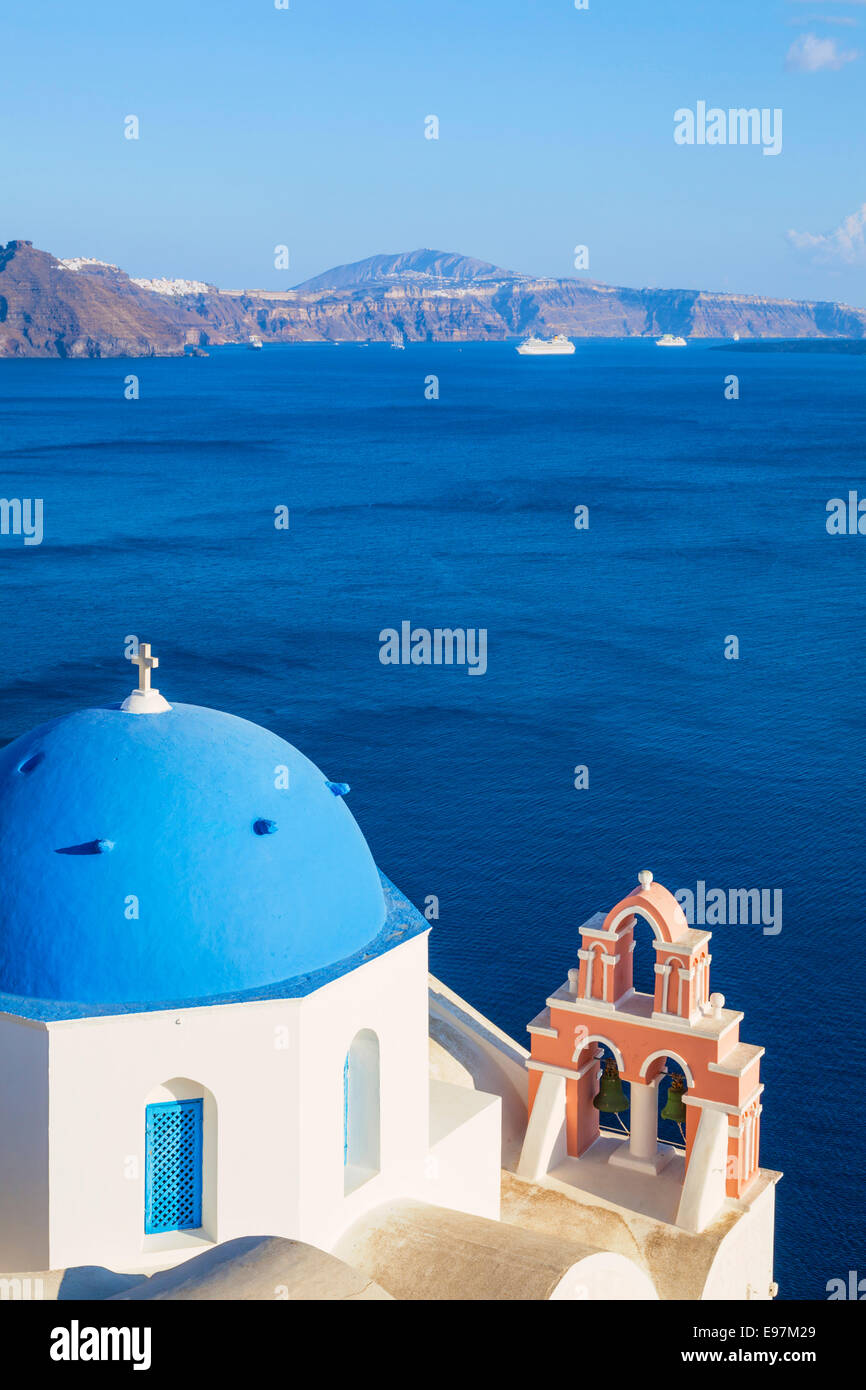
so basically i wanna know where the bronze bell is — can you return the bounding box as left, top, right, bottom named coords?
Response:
left=593, top=1059, right=629, bottom=1114
left=661, top=1072, right=687, bottom=1123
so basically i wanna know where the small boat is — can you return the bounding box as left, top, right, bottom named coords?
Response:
left=248, top=335, right=263, bottom=350
left=656, top=334, right=687, bottom=347
left=516, top=334, right=575, bottom=355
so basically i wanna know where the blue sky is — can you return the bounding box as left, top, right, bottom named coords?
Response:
left=2, top=0, right=864, bottom=302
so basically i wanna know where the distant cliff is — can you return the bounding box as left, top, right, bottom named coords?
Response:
left=0, top=242, right=198, bottom=358
left=2, top=241, right=865, bottom=359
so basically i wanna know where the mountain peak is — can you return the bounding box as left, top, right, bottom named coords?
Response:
left=291, top=248, right=528, bottom=294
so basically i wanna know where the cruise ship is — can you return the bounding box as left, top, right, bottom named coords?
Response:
left=516, top=334, right=575, bottom=355
left=655, top=333, right=687, bottom=347
left=248, top=335, right=263, bottom=350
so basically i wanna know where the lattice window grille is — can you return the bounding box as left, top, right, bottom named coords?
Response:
left=144, top=1098, right=203, bottom=1235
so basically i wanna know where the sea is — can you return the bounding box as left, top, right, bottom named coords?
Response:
left=1, top=338, right=864, bottom=1300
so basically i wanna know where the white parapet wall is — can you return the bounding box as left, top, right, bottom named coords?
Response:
left=0, top=932, right=506, bottom=1276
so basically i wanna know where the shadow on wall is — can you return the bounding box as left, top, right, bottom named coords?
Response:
left=57, top=1266, right=146, bottom=1299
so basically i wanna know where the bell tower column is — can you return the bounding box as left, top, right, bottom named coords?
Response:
left=609, top=1076, right=671, bottom=1175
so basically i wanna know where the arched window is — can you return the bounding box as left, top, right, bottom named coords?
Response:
left=343, top=1029, right=380, bottom=1194
left=145, top=1098, right=203, bottom=1234
left=143, top=1078, right=216, bottom=1239
left=630, top=914, right=658, bottom=997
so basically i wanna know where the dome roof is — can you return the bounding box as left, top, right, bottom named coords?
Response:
left=0, top=702, right=386, bottom=1006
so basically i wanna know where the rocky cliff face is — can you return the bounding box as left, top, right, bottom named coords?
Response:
left=0, top=242, right=201, bottom=357
left=1, top=241, right=864, bottom=359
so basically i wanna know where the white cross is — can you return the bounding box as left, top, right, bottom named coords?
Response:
left=131, top=643, right=159, bottom=694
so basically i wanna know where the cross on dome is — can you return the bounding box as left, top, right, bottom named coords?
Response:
left=132, top=643, right=159, bottom=695
left=121, top=642, right=172, bottom=715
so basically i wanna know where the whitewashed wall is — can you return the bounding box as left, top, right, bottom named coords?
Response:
left=1, top=929, right=501, bottom=1273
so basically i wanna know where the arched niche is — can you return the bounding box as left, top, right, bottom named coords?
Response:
left=344, top=1030, right=381, bottom=1195
left=143, top=1077, right=217, bottom=1245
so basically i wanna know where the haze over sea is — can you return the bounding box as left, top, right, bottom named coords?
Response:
left=1, top=340, right=864, bottom=1298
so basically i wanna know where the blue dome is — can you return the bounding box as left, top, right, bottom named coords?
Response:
left=0, top=703, right=386, bottom=1006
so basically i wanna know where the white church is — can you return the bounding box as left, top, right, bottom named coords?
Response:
left=0, top=649, right=779, bottom=1300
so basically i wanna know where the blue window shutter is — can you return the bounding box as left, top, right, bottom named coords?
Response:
left=144, top=1098, right=203, bottom=1235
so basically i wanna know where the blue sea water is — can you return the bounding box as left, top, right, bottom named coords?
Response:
left=1, top=339, right=864, bottom=1299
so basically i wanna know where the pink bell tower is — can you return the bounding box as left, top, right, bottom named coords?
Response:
left=518, top=871, right=769, bottom=1232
